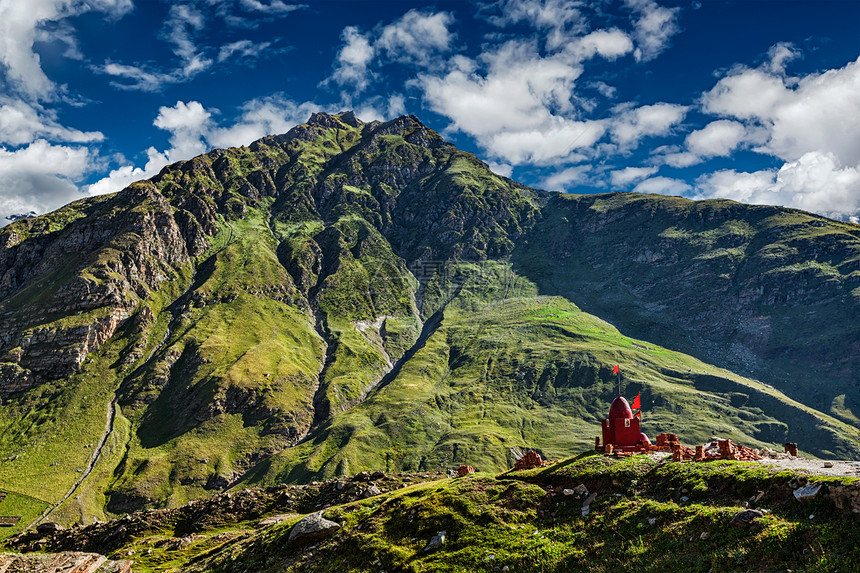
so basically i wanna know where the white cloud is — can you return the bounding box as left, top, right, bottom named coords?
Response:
left=0, top=140, right=93, bottom=224
left=703, top=54, right=860, bottom=167
left=238, top=0, right=306, bottom=14
left=377, top=10, right=455, bottom=67
left=418, top=39, right=609, bottom=165
left=702, top=68, right=788, bottom=121
left=0, top=99, right=103, bottom=145
left=488, top=162, right=513, bottom=178
left=100, top=62, right=175, bottom=92
left=609, top=165, right=658, bottom=187
left=483, top=0, right=585, bottom=51
left=694, top=152, right=860, bottom=221
left=487, top=119, right=604, bottom=164
left=692, top=51, right=860, bottom=219
left=217, top=39, right=272, bottom=63
left=541, top=165, right=592, bottom=191
left=765, top=42, right=800, bottom=75
left=633, top=176, right=691, bottom=195
left=99, top=1, right=304, bottom=92
left=352, top=94, right=408, bottom=123
left=654, top=119, right=748, bottom=167
left=0, top=139, right=90, bottom=178
left=207, top=96, right=324, bottom=148
left=329, top=26, right=376, bottom=93
left=162, top=4, right=213, bottom=78
left=609, top=102, right=688, bottom=148
left=85, top=147, right=170, bottom=197
left=153, top=101, right=213, bottom=161
left=686, top=120, right=746, bottom=158
left=327, top=10, right=455, bottom=95
left=566, top=29, right=633, bottom=61
left=625, top=0, right=680, bottom=62
left=0, top=0, right=132, bottom=99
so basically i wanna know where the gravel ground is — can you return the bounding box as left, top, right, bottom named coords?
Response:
left=754, top=458, right=860, bottom=478
left=647, top=450, right=860, bottom=478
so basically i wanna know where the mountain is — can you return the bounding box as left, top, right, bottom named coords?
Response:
left=0, top=111, right=858, bottom=533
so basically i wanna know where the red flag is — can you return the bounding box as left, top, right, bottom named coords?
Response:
left=612, top=365, right=620, bottom=374
left=631, top=392, right=641, bottom=410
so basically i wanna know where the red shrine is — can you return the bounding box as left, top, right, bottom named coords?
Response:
left=595, top=396, right=652, bottom=453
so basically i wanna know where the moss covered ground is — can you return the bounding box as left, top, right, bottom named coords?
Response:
left=29, top=452, right=853, bottom=573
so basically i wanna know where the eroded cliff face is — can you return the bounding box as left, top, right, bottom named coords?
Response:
left=0, top=183, right=220, bottom=398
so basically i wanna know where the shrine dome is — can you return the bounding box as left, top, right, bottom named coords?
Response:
left=608, top=396, right=633, bottom=420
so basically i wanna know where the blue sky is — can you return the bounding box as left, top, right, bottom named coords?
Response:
left=1, top=0, right=859, bottom=225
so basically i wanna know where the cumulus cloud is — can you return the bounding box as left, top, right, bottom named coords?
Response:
left=0, top=99, right=103, bottom=145
left=625, top=0, right=681, bottom=62
left=703, top=54, right=860, bottom=166
left=609, top=102, right=688, bottom=148
left=656, top=119, right=749, bottom=167
left=566, top=29, right=633, bottom=61
left=0, top=140, right=93, bottom=224
left=692, top=50, right=860, bottom=219
left=377, top=10, right=455, bottom=67
left=328, top=26, right=376, bottom=94
left=482, top=0, right=585, bottom=51
left=414, top=1, right=684, bottom=169
left=419, top=39, right=609, bottom=164
left=327, top=10, right=455, bottom=95
left=694, top=152, right=860, bottom=221
left=686, top=120, right=747, bottom=158
left=609, top=165, right=658, bottom=187
left=541, top=165, right=592, bottom=191
left=633, top=175, right=691, bottom=195
left=0, top=0, right=132, bottom=99
left=488, top=162, right=514, bottom=178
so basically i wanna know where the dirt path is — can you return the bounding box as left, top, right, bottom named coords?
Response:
left=29, top=400, right=117, bottom=528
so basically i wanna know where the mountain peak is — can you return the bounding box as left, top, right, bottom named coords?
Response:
left=305, top=111, right=364, bottom=130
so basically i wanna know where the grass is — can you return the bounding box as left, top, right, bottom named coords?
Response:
left=238, top=262, right=860, bottom=486
left=0, top=491, right=49, bottom=541
left=136, top=453, right=859, bottom=573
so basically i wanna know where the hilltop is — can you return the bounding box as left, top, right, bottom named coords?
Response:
left=0, top=111, right=858, bottom=536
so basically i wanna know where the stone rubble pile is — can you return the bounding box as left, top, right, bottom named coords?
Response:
left=6, top=469, right=447, bottom=555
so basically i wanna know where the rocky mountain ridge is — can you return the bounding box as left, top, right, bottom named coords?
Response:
left=0, top=111, right=857, bottom=534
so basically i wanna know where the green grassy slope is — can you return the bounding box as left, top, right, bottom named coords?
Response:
left=240, top=264, right=860, bottom=487
left=514, top=192, right=860, bottom=424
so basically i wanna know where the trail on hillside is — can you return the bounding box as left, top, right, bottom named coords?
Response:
left=29, top=400, right=117, bottom=528
left=30, top=221, right=237, bottom=527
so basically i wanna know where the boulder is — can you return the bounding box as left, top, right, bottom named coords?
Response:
left=423, top=530, right=446, bottom=552
left=287, top=512, right=341, bottom=545
left=35, top=522, right=65, bottom=537
left=730, top=509, right=763, bottom=528
left=794, top=482, right=823, bottom=503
